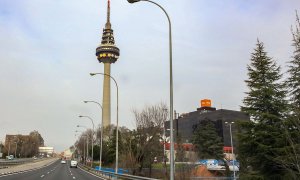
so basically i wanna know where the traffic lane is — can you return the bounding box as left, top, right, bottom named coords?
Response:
left=0, top=160, right=107, bottom=180
left=40, top=160, right=107, bottom=180
left=42, top=160, right=73, bottom=180
left=68, top=163, right=107, bottom=180
left=0, top=159, right=59, bottom=180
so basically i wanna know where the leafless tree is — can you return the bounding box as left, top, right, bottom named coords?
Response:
left=121, top=103, right=167, bottom=177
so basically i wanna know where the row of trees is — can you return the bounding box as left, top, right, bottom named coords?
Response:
left=74, top=103, right=168, bottom=178
left=238, top=13, right=300, bottom=179
left=1, top=130, right=44, bottom=158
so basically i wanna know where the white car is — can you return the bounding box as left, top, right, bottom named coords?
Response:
left=61, top=160, right=66, bottom=164
left=70, top=160, right=78, bottom=168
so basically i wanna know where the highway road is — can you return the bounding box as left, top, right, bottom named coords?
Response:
left=0, top=160, right=107, bottom=180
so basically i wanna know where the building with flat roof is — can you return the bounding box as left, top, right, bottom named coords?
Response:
left=166, top=100, right=249, bottom=148
left=39, top=146, right=54, bottom=157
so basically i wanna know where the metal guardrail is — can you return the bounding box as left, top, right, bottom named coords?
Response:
left=79, top=163, right=160, bottom=180
left=0, top=158, right=45, bottom=166
left=190, top=177, right=236, bottom=180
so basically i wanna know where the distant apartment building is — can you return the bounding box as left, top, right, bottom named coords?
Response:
left=39, top=146, right=54, bottom=157
left=62, top=148, right=74, bottom=160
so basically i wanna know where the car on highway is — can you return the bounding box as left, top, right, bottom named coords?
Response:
left=6, top=155, right=14, bottom=160
left=61, top=159, right=66, bottom=164
left=70, top=160, right=78, bottom=168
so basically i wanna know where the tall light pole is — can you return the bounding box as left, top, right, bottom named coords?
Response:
left=78, top=115, right=95, bottom=168
left=90, top=72, right=119, bottom=174
left=84, top=100, right=104, bottom=169
left=127, top=0, right=174, bottom=179
left=225, top=121, right=236, bottom=180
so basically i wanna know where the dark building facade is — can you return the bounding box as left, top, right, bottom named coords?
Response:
left=166, top=104, right=249, bottom=148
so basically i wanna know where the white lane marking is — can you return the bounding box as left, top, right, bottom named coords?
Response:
left=47, top=172, right=50, bottom=174
left=41, top=174, right=45, bottom=178
left=0, top=159, right=60, bottom=178
left=77, top=166, right=107, bottom=180
left=73, top=177, right=76, bottom=179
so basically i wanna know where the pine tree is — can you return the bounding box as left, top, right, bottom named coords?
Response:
left=239, top=40, right=288, bottom=179
left=281, top=12, right=300, bottom=178
left=193, top=119, right=230, bottom=176
left=175, top=134, right=185, bottom=162
left=287, top=12, right=300, bottom=114
left=106, top=128, right=123, bottom=166
left=192, top=119, right=224, bottom=160
left=242, top=40, right=287, bottom=123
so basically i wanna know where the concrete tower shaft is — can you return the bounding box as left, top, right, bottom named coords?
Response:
left=102, top=63, right=111, bottom=128
left=96, top=0, right=120, bottom=128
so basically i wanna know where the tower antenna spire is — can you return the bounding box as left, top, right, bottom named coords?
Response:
left=105, top=0, right=111, bottom=29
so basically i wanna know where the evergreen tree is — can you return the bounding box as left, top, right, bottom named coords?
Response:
left=287, top=12, right=300, bottom=115
left=175, top=134, right=185, bottom=162
left=242, top=40, right=287, bottom=123
left=106, top=128, right=123, bottom=166
left=193, top=119, right=230, bottom=176
left=281, top=12, right=300, bottom=178
left=239, top=40, right=288, bottom=179
left=192, top=119, right=224, bottom=159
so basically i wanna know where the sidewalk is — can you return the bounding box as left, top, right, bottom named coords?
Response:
left=0, top=158, right=58, bottom=174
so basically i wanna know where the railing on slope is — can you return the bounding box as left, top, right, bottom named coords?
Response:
left=78, top=163, right=160, bottom=180
left=0, top=158, right=50, bottom=167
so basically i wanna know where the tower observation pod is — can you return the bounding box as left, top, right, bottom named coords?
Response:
left=96, top=0, right=120, bottom=128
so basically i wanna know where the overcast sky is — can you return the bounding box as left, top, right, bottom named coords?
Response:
left=0, top=0, right=299, bottom=152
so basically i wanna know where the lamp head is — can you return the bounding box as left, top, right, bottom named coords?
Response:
left=79, top=115, right=83, bottom=118
left=83, top=101, right=88, bottom=103
left=90, top=73, right=96, bottom=76
left=127, top=0, right=140, bottom=3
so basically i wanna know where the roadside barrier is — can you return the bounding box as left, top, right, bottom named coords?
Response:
left=78, top=163, right=159, bottom=180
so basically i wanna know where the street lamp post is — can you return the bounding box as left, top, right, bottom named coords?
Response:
left=90, top=72, right=119, bottom=174
left=84, top=100, right=104, bottom=170
left=78, top=116, right=95, bottom=167
left=127, top=0, right=174, bottom=179
left=225, top=121, right=236, bottom=180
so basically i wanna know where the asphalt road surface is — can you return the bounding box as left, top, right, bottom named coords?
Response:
left=0, top=160, right=107, bottom=180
